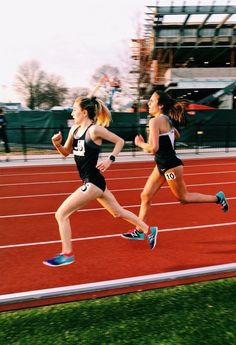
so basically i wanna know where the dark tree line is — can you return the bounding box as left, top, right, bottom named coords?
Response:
left=14, top=60, right=68, bottom=109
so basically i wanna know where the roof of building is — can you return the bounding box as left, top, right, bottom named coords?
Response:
left=145, top=3, right=236, bottom=67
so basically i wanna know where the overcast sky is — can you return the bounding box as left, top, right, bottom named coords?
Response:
left=1, top=0, right=235, bottom=102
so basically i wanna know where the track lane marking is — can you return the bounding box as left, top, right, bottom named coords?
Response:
left=1, top=161, right=236, bottom=177
left=1, top=221, right=236, bottom=249
left=1, top=181, right=236, bottom=200
left=1, top=196, right=236, bottom=218
left=2, top=170, right=236, bottom=187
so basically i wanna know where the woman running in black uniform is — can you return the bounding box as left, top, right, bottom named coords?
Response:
left=43, top=96, right=157, bottom=267
left=122, top=90, right=229, bottom=241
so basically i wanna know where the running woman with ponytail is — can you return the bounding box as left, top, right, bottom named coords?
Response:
left=43, top=96, right=157, bottom=267
left=122, top=90, right=229, bottom=241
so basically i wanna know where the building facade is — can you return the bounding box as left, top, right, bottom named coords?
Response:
left=131, top=2, right=236, bottom=109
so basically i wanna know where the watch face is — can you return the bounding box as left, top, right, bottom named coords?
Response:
left=110, top=155, right=115, bottom=162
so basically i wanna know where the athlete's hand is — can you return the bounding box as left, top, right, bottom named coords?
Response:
left=135, top=134, right=144, bottom=147
left=96, top=159, right=111, bottom=172
left=52, top=131, right=62, bottom=147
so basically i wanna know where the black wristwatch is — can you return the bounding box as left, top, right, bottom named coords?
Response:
left=109, top=155, right=116, bottom=162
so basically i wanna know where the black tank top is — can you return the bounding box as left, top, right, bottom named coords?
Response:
left=155, top=128, right=176, bottom=164
left=154, top=115, right=183, bottom=171
left=73, top=124, right=101, bottom=181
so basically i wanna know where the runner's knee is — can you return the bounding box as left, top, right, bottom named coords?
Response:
left=140, top=190, right=152, bottom=205
left=55, top=208, right=67, bottom=222
left=55, top=209, right=61, bottom=222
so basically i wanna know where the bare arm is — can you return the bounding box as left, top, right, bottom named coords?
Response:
left=51, top=127, right=75, bottom=157
left=135, top=117, right=159, bottom=154
left=174, top=127, right=180, bottom=139
left=91, top=126, right=124, bottom=172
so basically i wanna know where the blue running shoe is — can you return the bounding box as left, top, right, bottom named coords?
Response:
left=216, top=191, right=229, bottom=212
left=43, top=253, right=75, bottom=267
left=147, top=226, right=158, bottom=250
left=121, top=229, right=145, bottom=240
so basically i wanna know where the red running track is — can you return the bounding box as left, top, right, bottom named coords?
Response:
left=0, top=156, right=236, bottom=310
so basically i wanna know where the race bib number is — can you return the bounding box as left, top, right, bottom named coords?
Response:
left=165, top=172, right=176, bottom=180
left=80, top=182, right=90, bottom=192
left=74, top=140, right=85, bottom=156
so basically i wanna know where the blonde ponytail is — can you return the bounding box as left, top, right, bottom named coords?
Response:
left=95, top=99, right=111, bottom=127
left=75, top=96, right=111, bottom=127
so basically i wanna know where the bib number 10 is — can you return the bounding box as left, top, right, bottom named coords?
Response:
left=165, top=172, right=176, bottom=180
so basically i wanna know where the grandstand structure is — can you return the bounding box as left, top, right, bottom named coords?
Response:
left=131, top=1, right=236, bottom=109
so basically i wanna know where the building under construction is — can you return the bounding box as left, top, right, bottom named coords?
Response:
left=131, top=1, right=236, bottom=109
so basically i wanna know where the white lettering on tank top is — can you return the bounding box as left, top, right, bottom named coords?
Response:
left=73, top=139, right=85, bottom=156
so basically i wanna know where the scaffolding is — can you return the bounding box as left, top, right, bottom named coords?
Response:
left=131, top=1, right=236, bottom=107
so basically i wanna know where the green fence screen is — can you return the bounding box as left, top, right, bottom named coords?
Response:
left=4, top=109, right=236, bottom=148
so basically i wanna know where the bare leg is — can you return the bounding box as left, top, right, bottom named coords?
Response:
left=165, top=165, right=217, bottom=203
left=97, top=188, right=150, bottom=233
left=137, top=166, right=165, bottom=228
left=55, top=183, right=103, bottom=253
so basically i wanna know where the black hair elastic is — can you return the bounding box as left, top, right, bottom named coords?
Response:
left=91, top=96, right=97, bottom=103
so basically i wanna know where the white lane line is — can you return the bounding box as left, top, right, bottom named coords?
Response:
left=0, top=211, right=55, bottom=218
left=1, top=196, right=236, bottom=219
left=1, top=181, right=236, bottom=200
left=1, top=170, right=236, bottom=187
left=1, top=161, right=236, bottom=177
left=0, top=202, right=181, bottom=219
left=1, top=262, right=236, bottom=305
left=0, top=176, right=147, bottom=187
left=1, top=221, right=236, bottom=249
left=0, top=192, right=71, bottom=200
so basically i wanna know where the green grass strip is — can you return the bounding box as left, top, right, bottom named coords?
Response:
left=1, top=277, right=236, bottom=345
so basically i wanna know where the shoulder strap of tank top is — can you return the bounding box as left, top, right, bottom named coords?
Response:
left=84, top=123, right=94, bottom=134
left=72, top=126, right=80, bottom=137
left=73, top=123, right=94, bottom=138
left=83, top=123, right=94, bottom=139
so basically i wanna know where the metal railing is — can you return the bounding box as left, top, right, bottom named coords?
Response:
left=1, top=124, right=236, bottom=162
